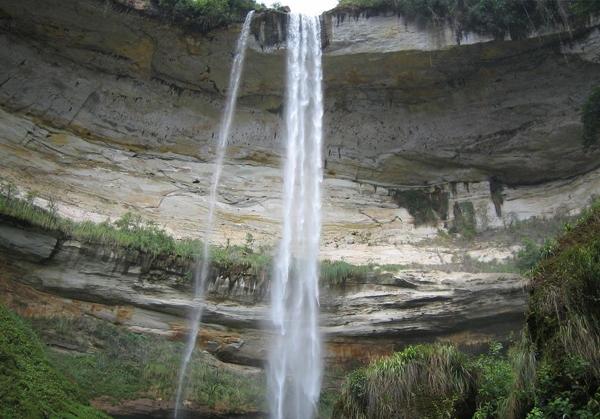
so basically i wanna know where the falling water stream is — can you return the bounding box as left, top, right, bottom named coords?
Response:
left=268, top=13, right=324, bottom=419
left=173, top=11, right=254, bottom=418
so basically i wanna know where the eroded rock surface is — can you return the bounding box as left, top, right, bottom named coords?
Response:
left=0, top=219, right=526, bottom=368
left=0, top=0, right=598, bottom=251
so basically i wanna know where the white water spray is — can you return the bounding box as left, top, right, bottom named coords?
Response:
left=268, top=13, right=324, bottom=419
left=174, top=11, right=254, bottom=418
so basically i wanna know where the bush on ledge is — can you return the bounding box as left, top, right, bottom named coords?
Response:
left=332, top=344, right=476, bottom=419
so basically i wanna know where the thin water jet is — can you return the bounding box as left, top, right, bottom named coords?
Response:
left=268, top=13, right=324, bottom=419
left=173, top=11, right=254, bottom=418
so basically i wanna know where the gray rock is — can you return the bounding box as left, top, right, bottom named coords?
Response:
left=1, top=221, right=527, bottom=365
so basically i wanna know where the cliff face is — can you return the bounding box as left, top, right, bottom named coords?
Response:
left=0, top=217, right=526, bottom=367
left=0, top=0, right=599, bottom=415
left=0, top=0, right=598, bottom=247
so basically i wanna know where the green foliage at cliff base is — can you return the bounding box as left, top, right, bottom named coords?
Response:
left=0, top=304, right=108, bottom=419
left=334, top=200, right=600, bottom=419
left=333, top=343, right=476, bottom=419
left=523, top=198, right=600, bottom=418
left=29, top=316, right=264, bottom=412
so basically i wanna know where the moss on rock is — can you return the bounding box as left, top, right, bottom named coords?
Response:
left=391, top=187, right=449, bottom=226
left=29, top=316, right=265, bottom=413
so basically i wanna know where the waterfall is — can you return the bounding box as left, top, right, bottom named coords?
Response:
left=268, top=13, right=324, bottom=419
left=173, top=11, right=254, bottom=418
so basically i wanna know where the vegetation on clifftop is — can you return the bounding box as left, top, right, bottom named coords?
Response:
left=154, top=0, right=266, bottom=32
left=0, top=304, right=108, bottom=419
left=333, top=199, right=600, bottom=418
left=336, top=0, right=600, bottom=41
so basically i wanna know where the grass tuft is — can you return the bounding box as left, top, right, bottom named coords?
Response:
left=320, top=260, right=371, bottom=285
left=332, top=344, right=476, bottom=419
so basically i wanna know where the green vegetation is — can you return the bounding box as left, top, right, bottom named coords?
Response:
left=336, top=0, right=599, bottom=41
left=435, top=206, right=587, bottom=274
left=450, top=201, right=477, bottom=239
left=491, top=211, right=582, bottom=272
left=391, top=188, right=449, bottom=225
left=0, top=182, right=402, bottom=287
left=523, top=199, right=600, bottom=418
left=500, top=210, right=578, bottom=245
left=155, top=0, right=265, bottom=33
left=0, top=183, right=198, bottom=258
left=582, top=86, right=600, bottom=146
left=28, top=315, right=264, bottom=412
left=332, top=340, right=538, bottom=419
left=458, top=254, right=519, bottom=274
left=334, top=199, right=600, bottom=418
left=320, top=260, right=371, bottom=285
left=332, top=344, right=476, bottom=418
left=319, top=390, right=339, bottom=419
left=471, top=342, right=516, bottom=418
left=513, top=238, right=561, bottom=274
left=0, top=183, right=274, bottom=283
left=0, top=304, right=108, bottom=419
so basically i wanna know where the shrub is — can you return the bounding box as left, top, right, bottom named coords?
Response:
left=499, top=335, right=537, bottom=419
left=524, top=199, right=600, bottom=417
left=472, top=342, right=514, bottom=418
left=332, top=344, right=476, bottom=419
left=320, top=260, right=370, bottom=285
left=450, top=201, right=477, bottom=239
left=515, top=239, right=542, bottom=273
